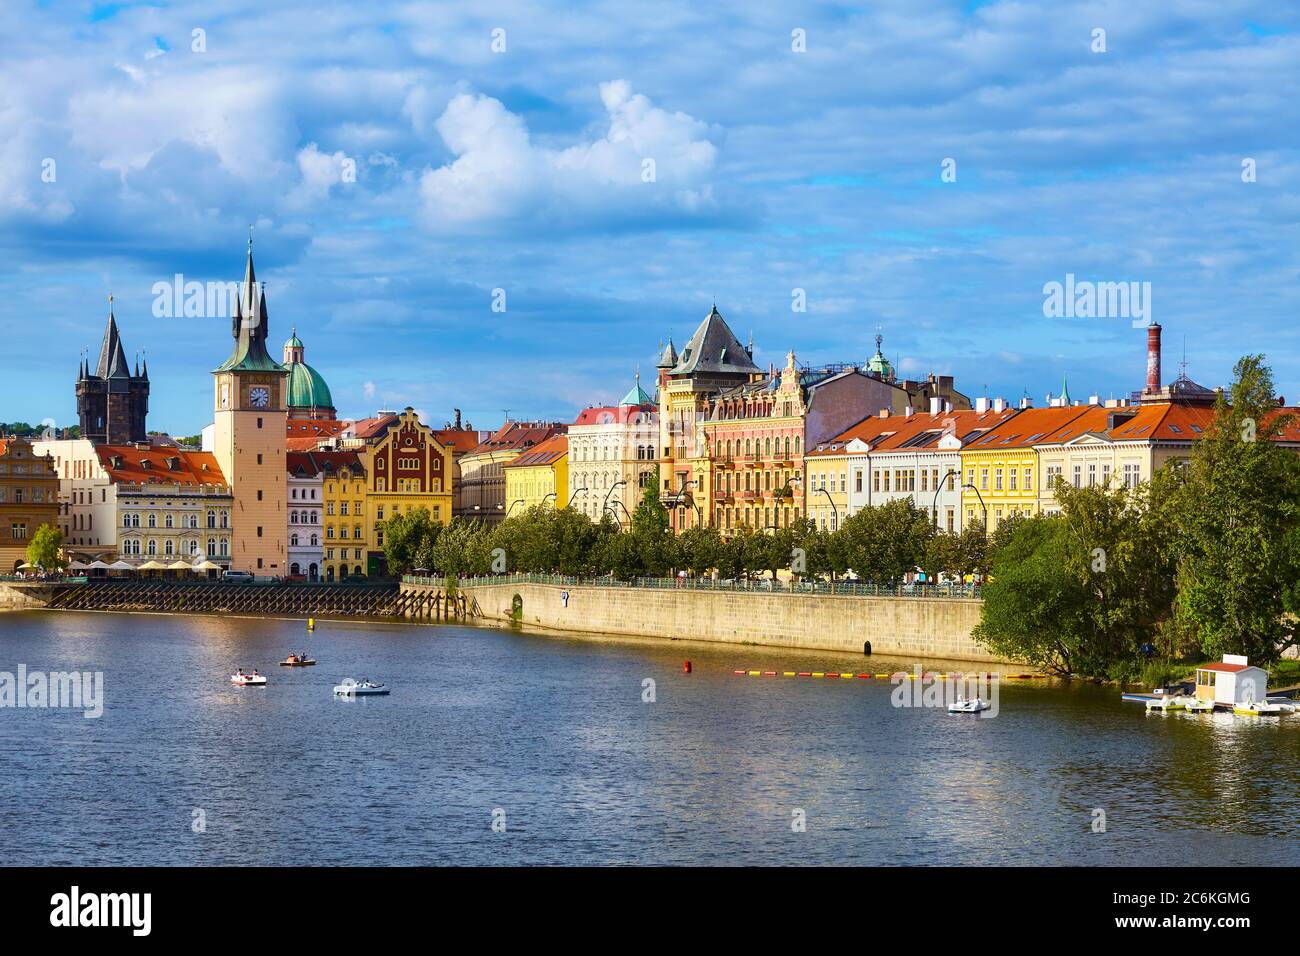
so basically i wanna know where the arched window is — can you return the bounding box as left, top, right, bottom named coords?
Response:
left=207, top=538, right=216, bottom=556
left=310, top=534, right=318, bottom=546
left=164, top=540, right=174, bottom=556
left=291, top=533, right=299, bottom=547
left=147, top=539, right=156, bottom=555
left=148, top=514, right=156, bottom=528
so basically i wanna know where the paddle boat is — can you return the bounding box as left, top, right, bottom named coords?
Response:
left=279, top=653, right=317, bottom=667
left=333, top=677, right=389, bottom=696
left=231, top=669, right=267, bottom=686
left=1183, top=697, right=1215, bottom=713
left=947, top=696, right=990, bottom=714
left=1265, top=697, right=1297, bottom=714
left=1233, top=698, right=1288, bottom=717
left=1145, top=694, right=1189, bottom=712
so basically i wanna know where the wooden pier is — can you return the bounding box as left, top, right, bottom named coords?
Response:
left=36, top=580, right=475, bottom=622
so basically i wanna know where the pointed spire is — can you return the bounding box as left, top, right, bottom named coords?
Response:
left=140, top=349, right=149, bottom=381
left=1058, top=374, right=1071, bottom=405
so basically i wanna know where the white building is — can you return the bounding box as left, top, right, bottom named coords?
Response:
left=567, top=375, right=658, bottom=528
left=287, top=452, right=325, bottom=580
left=1195, top=655, right=1271, bottom=707
left=31, top=438, right=118, bottom=559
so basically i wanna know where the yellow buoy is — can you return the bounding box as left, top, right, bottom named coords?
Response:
left=307, top=617, right=315, bottom=631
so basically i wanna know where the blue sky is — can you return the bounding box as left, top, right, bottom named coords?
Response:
left=2, top=0, right=1298, bottom=434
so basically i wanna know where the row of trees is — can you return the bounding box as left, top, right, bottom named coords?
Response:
left=975, top=355, right=1300, bottom=677
left=382, top=473, right=1016, bottom=587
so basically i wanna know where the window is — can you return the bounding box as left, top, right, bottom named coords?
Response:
left=257, top=454, right=263, bottom=465
left=257, top=526, right=263, bottom=538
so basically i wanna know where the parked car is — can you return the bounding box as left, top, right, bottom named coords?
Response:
left=221, top=570, right=255, bottom=584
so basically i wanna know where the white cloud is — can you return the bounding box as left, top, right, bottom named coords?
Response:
left=417, top=81, right=719, bottom=228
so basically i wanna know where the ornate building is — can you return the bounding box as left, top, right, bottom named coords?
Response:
left=567, top=374, right=658, bottom=527
left=456, top=421, right=567, bottom=524
left=76, top=301, right=150, bottom=445
left=212, top=241, right=290, bottom=576
left=0, top=437, right=59, bottom=572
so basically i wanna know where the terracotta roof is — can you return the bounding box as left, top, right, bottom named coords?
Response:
left=504, top=434, right=568, bottom=468
left=96, top=445, right=227, bottom=486
left=286, top=418, right=350, bottom=438
left=968, top=406, right=1090, bottom=450
left=431, top=429, right=486, bottom=454
left=345, top=414, right=400, bottom=440
left=572, top=404, right=653, bottom=426
left=308, top=450, right=366, bottom=477
left=285, top=436, right=329, bottom=452
left=1198, top=662, right=1252, bottom=673
left=1036, top=406, right=1113, bottom=444
left=468, top=422, right=567, bottom=456
left=872, top=408, right=1019, bottom=451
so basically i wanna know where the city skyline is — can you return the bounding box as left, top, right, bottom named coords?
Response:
left=2, top=1, right=1298, bottom=434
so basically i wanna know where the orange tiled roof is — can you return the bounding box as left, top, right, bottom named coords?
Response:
left=871, top=407, right=1020, bottom=451
left=431, top=429, right=485, bottom=454
left=96, top=445, right=227, bottom=486
left=504, top=434, right=568, bottom=468
left=468, top=422, right=567, bottom=456
left=286, top=418, right=350, bottom=438
left=967, top=406, right=1091, bottom=450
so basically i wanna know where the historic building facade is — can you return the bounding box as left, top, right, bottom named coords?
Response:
left=567, top=375, right=657, bottom=527
left=504, top=434, right=568, bottom=514
left=211, top=244, right=290, bottom=576
left=320, top=451, right=366, bottom=581
left=287, top=452, right=325, bottom=580
left=457, top=421, right=567, bottom=524
left=363, top=407, right=453, bottom=575
left=0, top=437, right=60, bottom=571
left=76, top=302, right=150, bottom=445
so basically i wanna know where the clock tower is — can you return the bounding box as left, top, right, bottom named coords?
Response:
left=212, top=239, right=290, bottom=576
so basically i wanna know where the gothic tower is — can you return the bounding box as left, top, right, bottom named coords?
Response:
left=212, top=238, right=289, bottom=576
left=76, top=298, right=150, bottom=444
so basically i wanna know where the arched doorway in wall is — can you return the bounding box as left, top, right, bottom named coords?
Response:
left=309, top=563, right=318, bottom=581
left=290, top=562, right=301, bottom=576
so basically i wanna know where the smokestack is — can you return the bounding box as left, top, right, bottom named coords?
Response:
left=1146, top=322, right=1162, bottom=394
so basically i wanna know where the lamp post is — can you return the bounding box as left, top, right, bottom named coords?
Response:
left=817, top=487, right=838, bottom=530
left=567, top=486, right=588, bottom=508
left=674, top=478, right=700, bottom=529
left=506, top=498, right=526, bottom=517
left=541, top=492, right=557, bottom=507
left=933, top=469, right=960, bottom=529
left=962, top=483, right=989, bottom=533
left=603, top=479, right=626, bottom=518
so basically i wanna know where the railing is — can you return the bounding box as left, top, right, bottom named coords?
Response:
left=405, top=573, right=981, bottom=599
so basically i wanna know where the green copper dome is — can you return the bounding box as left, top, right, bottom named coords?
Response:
left=866, top=333, right=894, bottom=381
left=284, top=331, right=304, bottom=349
left=286, top=360, right=334, bottom=412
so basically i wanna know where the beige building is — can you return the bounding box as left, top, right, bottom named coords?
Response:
left=457, top=421, right=566, bottom=524
left=211, top=244, right=290, bottom=577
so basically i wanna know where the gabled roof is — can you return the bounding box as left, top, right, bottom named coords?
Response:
left=346, top=414, right=401, bottom=440
left=669, top=306, right=761, bottom=377
left=620, top=374, right=655, bottom=407
left=1198, top=662, right=1254, bottom=673
left=872, top=407, right=1020, bottom=452
left=468, top=422, right=567, bottom=456
left=431, top=429, right=486, bottom=454
left=503, top=434, right=568, bottom=468
left=96, top=446, right=227, bottom=487
left=969, top=406, right=1089, bottom=450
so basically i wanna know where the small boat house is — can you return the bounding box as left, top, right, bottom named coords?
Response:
left=1195, top=655, right=1269, bottom=707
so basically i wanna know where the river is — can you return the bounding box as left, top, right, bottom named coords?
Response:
left=0, top=610, right=1295, bottom=865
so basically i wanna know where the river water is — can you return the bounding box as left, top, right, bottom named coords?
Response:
left=0, top=610, right=1296, bottom=866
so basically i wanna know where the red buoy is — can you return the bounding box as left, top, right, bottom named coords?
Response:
left=683, top=660, right=692, bottom=673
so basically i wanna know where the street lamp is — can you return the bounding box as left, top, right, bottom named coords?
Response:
left=541, top=492, right=557, bottom=507
left=603, top=479, right=626, bottom=518
left=505, top=498, right=526, bottom=517
left=933, top=469, right=960, bottom=529
left=962, top=483, right=989, bottom=533
left=817, top=487, right=838, bottom=529
left=567, top=486, right=588, bottom=508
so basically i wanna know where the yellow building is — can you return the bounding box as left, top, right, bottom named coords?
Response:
left=504, top=435, right=568, bottom=515
left=455, top=421, right=566, bottom=523
left=362, top=407, right=453, bottom=575
left=959, top=405, right=1088, bottom=531
left=0, top=437, right=60, bottom=572
left=319, top=451, right=367, bottom=581
left=802, top=443, right=849, bottom=532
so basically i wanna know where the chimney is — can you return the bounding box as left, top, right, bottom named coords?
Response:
left=975, top=396, right=990, bottom=414
left=929, top=396, right=942, bottom=415
left=1146, top=322, right=1162, bottom=394
left=1088, top=394, right=1100, bottom=405
left=905, top=405, right=915, bottom=418
left=944, top=400, right=952, bottom=413
left=454, top=408, right=462, bottom=429
left=992, top=397, right=1006, bottom=413
left=879, top=408, right=890, bottom=419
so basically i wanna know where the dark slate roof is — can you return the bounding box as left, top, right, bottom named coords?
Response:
left=214, top=247, right=288, bottom=374
left=95, top=310, right=132, bottom=379
left=669, top=306, right=761, bottom=377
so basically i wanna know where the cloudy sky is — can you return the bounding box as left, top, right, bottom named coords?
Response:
left=2, top=0, right=1298, bottom=434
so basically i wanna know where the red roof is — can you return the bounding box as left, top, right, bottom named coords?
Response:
left=572, top=405, right=652, bottom=426
left=346, top=414, right=401, bottom=440
left=1198, top=662, right=1252, bottom=673
left=468, top=422, right=567, bottom=456
left=431, top=429, right=485, bottom=454
left=96, top=445, right=227, bottom=486
left=969, top=406, right=1091, bottom=450
left=286, top=418, right=349, bottom=439
left=504, top=434, right=568, bottom=468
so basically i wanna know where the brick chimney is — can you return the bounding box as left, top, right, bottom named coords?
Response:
left=1145, top=321, right=1162, bottom=394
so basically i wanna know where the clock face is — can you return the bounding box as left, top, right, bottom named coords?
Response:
left=249, top=386, right=270, bottom=408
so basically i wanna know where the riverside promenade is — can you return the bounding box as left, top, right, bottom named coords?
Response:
left=403, top=574, right=1004, bottom=663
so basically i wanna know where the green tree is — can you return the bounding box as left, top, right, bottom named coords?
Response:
left=379, top=507, right=438, bottom=576
left=26, top=524, right=64, bottom=571
left=1170, top=356, right=1300, bottom=665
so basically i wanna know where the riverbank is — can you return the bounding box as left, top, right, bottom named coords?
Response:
left=409, top=577, right=1015, bottom=664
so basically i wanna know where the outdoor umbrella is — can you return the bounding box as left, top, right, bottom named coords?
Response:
left=86, top=560, right=111, bottom=570
left=137, top=560, right=167, bottom=571
left=66, top=560, right=88, bottom=570
left=107, top=560, right=135, bottom=571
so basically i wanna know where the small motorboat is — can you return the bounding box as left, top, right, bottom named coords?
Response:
left=947, top=696, right=990, bottom=713
left=231, top=670, right=267, bottom=686
left=1234, top=698, right=1287, bottom=717
left=333, top=677, right=389, bottom=696
left=279, top=653, right=317, bottom=667
left=1265, top=697, right=1297, bottom=714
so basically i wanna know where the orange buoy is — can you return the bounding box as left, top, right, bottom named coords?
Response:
left=683, top=660, right=692, bottom=673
